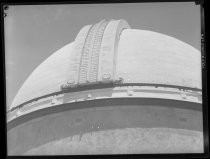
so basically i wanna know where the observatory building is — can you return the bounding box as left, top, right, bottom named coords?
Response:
left=7, top=19, right=203, bottom=155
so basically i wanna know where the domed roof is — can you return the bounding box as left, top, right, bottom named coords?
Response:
left=10, top=19, right=201, bottom=109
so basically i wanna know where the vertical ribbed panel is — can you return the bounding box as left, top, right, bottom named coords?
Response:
left=63, top=19, right=130, bottom=89
left=78, top=20, right=106, bottom=84
left=78, top=24, right=98, bottom=84
left=88, top=20, right=110, bottom=82
left=69, top=25, right=92, bottom=85
left=77, top=20, right=110, bottom=84
left=75, top=19, right=130, bottom=85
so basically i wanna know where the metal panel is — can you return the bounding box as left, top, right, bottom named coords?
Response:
left=98, top=19, right=130, bottom=82
left=69, top=25, right=92, bottom=85
left=78, top=24, right=98, bottom=84
left=88, top=20, right=111, bottom=82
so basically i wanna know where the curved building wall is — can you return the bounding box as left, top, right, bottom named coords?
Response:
left=7, top=104, right=203, bottom=155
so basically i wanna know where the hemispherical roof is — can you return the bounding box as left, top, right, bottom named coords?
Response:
left=10, top=19, right=201, bottom=109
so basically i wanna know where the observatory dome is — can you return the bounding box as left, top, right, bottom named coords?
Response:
left=10, top=19, right=201, bottom=109
left=7, top=19, right=203, bottom=155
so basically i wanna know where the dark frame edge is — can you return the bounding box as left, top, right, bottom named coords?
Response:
left=0, top=0, right=204, bottom=6
left=200, top=1, right=209, bottom=157
left=1, top=3, right=8, bottom=159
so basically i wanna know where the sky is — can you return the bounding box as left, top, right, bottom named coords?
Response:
left=4, top=2, right=201, bottom=108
